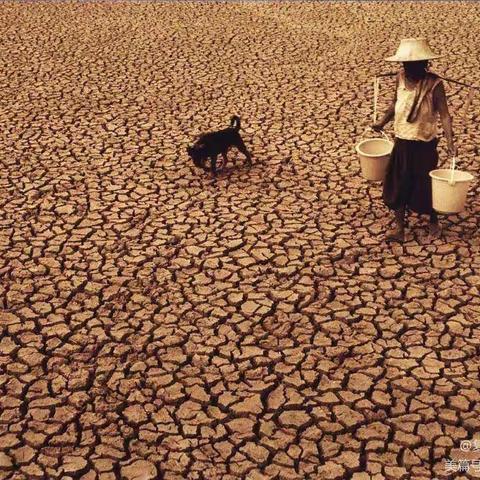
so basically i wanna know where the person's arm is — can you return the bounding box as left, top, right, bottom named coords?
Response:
left=433, top=81, right=456, bottom=156
left=372, top=74, right=399, bottom=132
left=372, top=101, right=395, bottom=132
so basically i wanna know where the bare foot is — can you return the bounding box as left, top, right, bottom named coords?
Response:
left=386, top=228, right=405, bottom=243
left=429, top=222, right=441, bottom=237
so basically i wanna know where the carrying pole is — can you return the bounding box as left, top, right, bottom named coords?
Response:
left=377, top=71, right=480, bottom=91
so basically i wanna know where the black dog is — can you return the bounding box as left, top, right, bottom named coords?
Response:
left=186, top=116, right=252, bottom=175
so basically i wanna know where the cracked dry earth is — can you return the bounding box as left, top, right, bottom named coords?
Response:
left=1, top=2, right=480, bottom=480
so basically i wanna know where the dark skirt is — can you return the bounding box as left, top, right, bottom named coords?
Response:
left=383, top=137, right=439, bottom=215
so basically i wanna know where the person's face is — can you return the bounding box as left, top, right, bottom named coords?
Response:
left=403, top=60, right=429, bottom=78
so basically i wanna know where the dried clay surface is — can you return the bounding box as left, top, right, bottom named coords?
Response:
left=0, top=2, right=479, bottom=480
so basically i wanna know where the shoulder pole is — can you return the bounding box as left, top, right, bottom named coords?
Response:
left=377, top=71, right=480, bottom=90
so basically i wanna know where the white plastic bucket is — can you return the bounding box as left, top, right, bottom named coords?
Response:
left=430, top=160, right=475, bottom=214
left=355, top=132, right=393, bottom=181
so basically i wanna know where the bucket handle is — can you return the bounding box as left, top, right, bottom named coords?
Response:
left=449, top=156, right=457, bottom=186
left=379, top=129, right=391, bottom=142
left=362, top=127, right=391, bottom=142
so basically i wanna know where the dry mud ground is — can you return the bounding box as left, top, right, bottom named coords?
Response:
left=1, top=2, right=480, bottom=480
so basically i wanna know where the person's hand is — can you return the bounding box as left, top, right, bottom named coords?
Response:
left=371, top=123, right=384, bottom=133
left=448, top=144, right=458, bottom=157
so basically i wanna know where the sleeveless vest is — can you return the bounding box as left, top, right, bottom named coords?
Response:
left=394, top=71, right=442, bottom=142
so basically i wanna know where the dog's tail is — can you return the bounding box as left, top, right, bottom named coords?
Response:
left=230, top=115, right=241, bottom=131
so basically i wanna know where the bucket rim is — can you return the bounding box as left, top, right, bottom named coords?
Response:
left=355, top=138, right=394, bottom=158
left=429, top=169, right=475, bottom=183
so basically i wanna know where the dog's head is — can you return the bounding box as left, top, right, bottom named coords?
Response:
left=186, top=143, right=207, bottom=169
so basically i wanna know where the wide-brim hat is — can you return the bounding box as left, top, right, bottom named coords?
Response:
left=385, top=37, right=443, bottom=62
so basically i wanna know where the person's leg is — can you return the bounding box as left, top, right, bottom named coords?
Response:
left=386, top=207, right=406, bottom=242
left=383, top=139, right=407, bottom=242
left=429, top=210, right=440, bottom=235
left=428, top=143, right=441, bottom=236
left=409, top=138, right=440, bottom=235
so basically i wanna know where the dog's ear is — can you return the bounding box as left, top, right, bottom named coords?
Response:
left=187, top=146, right=193, bottom=154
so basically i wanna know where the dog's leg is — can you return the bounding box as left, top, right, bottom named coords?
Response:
left=237, top=139, right=252, bottom=167
left=220, top=152, right=228, bottom=171
left=210, top=155, right=218, bottom=175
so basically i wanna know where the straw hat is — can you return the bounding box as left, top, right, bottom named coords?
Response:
left=385, top=38, right=443, bottom=62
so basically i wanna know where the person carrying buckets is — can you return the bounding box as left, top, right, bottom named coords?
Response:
left=372, top=38, right=456, bottom=243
